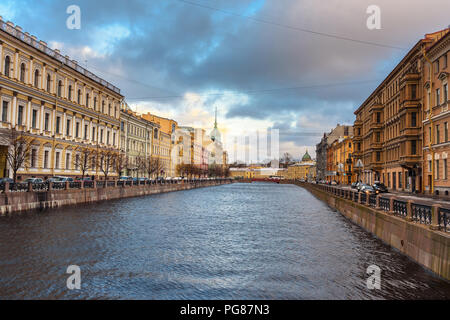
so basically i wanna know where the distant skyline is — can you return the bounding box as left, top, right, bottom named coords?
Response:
left=2, top=0, right=450, bottom=159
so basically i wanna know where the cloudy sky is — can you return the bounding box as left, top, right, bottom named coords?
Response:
left=2, top=0, right=450, bottom=162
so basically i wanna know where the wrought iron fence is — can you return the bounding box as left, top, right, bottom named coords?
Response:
left=411, top=203, right=432, bottom=225
left=107, top=181, right=116, bottom=187
left=369, top=194, right=377, bottom=207
left=438, top=208, right=450, bottom=232
left=32, top=183, right=48, bottom=192
left=96, top=181, right=106, bottom=188
left=10, top=182, right=28, bottom=192
left=84, top=181, right=94, bottom=188
left=393, top=200, right=407, bottom=218
left=360, top=192, right=367, bottom=204
left=69, top=181, right=82, bottom=189
left=52, top=182, right=66, bottom=190
left=379, top=197, right=390, bottom=212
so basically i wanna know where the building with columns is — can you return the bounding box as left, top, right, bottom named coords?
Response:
left=120, top=103, right=159, bottom=178
left=0, top=18, right=122, bottom=180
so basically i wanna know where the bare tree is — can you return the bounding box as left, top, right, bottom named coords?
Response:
left=97, top=149, right=116, bottom=183
left=74, top=147, right=94, bottom=180
left=135, top=154, right=147, bottom=179
left=281, top=152, right=292, bottom=168
left=146, top=156, right=164, bottom=179
left=0, top=129, right=35, bottom=182
left=114, top=152, right=128, bottom=177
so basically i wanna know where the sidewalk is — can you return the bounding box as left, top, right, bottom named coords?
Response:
left=332, top=184, right=450, bottom=207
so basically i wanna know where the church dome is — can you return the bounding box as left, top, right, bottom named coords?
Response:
left=302, top=150, right=312, bottom=162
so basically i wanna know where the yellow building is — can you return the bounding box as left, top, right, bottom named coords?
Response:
left=330, top=137, right=355, bottom=184
left=142, top=112, right=178, bottom=177
left=285, top=151, right=316, bottom=180
left=0, top=19, right=122, bottom=181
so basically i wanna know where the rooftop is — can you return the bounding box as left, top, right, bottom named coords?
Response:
left=0, top=17, right=121, bottom=95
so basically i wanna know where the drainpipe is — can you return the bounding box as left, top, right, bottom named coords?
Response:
left=422, top=46, right=434, bottom=195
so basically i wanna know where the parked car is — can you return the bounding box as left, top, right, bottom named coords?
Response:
left=351, top=182, right=359, bottom=189
left=76, top=177, right=92, bottom=182
left=331, top=181, right=337, bottom=185
left=373, top=182, right=388, bottom=193
left=360, top=185, right=378, bottom=194
left=0, top=177, right=14, bottom=185
left=119, top=176, right=132, bottom=181
left=24, top=178, right=44, bottom=184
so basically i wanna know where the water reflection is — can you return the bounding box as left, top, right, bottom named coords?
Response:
left=0, top=183, right=448, bottom=299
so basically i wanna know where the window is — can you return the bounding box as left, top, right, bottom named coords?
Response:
left=17, top=105, right=24, bottom=126
left=100, top=129, right=103, bottom=143
left=154, top=129, right=158, bottom=139
left=429, top=127, right=432, bottom=143
left=435, top=60, right=440, bottom=74
left=31, top=149, right=37, bottom=168
left=376, top=131, right=381, bottom=142
left=92, top=127, right=96, bottom=141
left=4, top=56, right=10, bottom=77
left=66, top=153, right=71, bottom=170
left=86, top=93, right=89, bottom=107
left=102, top=101, right=105, bottom=114
left=113, top=133, right=116, bottom=146
left=411, top=84, right=417, bottom=99
left=429, top=160, right=432, bottom=172
left=399, top=172, right=402, bottom=189
left=46, top=74, right=51, bottom=93
left=436, top=125, right=440, bottom=144
left=66, top=119, right=71, bottom=136
left=77, top=90, right=81, bottom=104
left=106, top=131, right=110, bottom=145
left=436, top=160, right=440, bottom=180
left=108, top=104, right=111, bottom=116
left=84, top=124, right=88, bottom=140
left=411, top=140, right=417, bottom=155
left=75, top=122, right=80, bottom=138
left=44, top=150, right=49, bottom=169
left=121, top=122, right=124, bottom=132
left=75, top=154, right=80, bottom=170
left=444, top=84, right=448, bottom=103
left=411, top=112, right=417, bottom=127
left=445, top=159, right=448, bottom=180
left=376, top=151, right=381, bottom=162
left=68, top=85, right=72, bottom=100
left=34, top=70, right=39, bottom=87
left=20, top=63, right=26, bottom=82
left=55, top=152, right=60, bottom=169
left=2, top=101, right=8, bottom=122
left=94, top=97, right=97, bottom=110
left=44, top=113, right=50, bottom=131
left=56, top=116, right=61, bottom=134
left=445, top=122, right=449, bottom=142
left=32, top=110, right=37, bottom=128
left=58, top=81, right=63, bottom=97
left=444, top=54, right=448, bottom=69
left=436, top=88, right=441, bottom=106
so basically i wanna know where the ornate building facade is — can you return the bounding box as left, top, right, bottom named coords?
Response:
left=0, top=18, right=122, bottom=181
left=352, top=30, right=449, bottom=192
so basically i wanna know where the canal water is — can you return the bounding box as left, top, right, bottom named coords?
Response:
left=0, top=183, right=449, bottom=300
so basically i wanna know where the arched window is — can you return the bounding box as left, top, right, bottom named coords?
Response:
left=77, top=89, right=81, bottom=104
left=4, top=56, right=10, bottom=77
left=34, top=69, right=40, bottom=87
left=46, top=74, right=51, bottom=93
left=57, top=81, right=63, bottom=97
left=20, top=63, right=26, bottom=82
left=68, top=85, right=72, bottom=100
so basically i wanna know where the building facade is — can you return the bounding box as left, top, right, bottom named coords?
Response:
left=0, top=18, right=122, bottom=181
left=422, top=29, right=450, bottom=195
left=120, top=104, right=158, bottom=178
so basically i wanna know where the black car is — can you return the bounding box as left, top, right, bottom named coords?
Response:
left=373, top=182, right=388, bottom=193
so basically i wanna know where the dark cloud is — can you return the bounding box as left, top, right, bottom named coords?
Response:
left=5, top=0, right=450, bottom=154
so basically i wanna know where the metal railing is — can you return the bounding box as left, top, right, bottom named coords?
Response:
left=438, top=208, right=450, bottom=232
left=411, top=203, right=432, bottom=225
left=369, top=194, right=377, bottom=207
left=393, top=200, right=407, bottom=218
left=379, top=197, right=390, bottom=212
